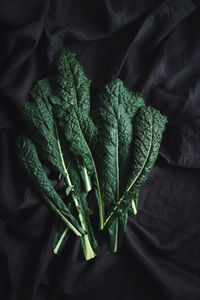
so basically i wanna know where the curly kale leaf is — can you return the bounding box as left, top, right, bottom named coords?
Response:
left=18, top=47, right=168, bottom=258
left=51, top=49, right=103, bottom=230
left=116, top=79, right=145, bottom=119
left=98, top=80, right=133, bottom=252
left=22, top=77, right=99, bottom=260
left=52, top=48, right=91, bottom=114
left=40, top=51, right=100, bottom=258
left=104, top=106, right=167, bottom=228
left=16, top=135, right=85, bottom=236
left=112, top=79, right=145, bottom=214
left=52, top=48, right=98, bottom=150
left=22, top=78, right=68, bottom=175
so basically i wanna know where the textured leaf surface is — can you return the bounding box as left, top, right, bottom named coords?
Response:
left=99, top=80, right=133, bottom=251
left=116, top=79, right=145, bottom=119
left=22, top=78, right=67, bottom=175
left=53, top=48, right=91, bottom=115
left=107, top=79, right=145, bottom=216
left=104, top=106, right=167, bottom=228
left=18, top=47, right=168, bottom=257
left=22, top=79, right=93, bottom=253
left=52, top=48, right=99, bottom=172
left=36, top=50, right=100, bottom=258
left=17, top=135, right=85, bottom=236
left=51, top=48, right=103, bottom=230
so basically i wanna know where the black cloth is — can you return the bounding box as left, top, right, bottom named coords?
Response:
left=1, top=1, right=200, bottom=299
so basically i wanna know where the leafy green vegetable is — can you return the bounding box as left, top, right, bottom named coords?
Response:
left=16, top=135, right=84, bottom=236
left=104, top=106, right=167, bottom=228
left=21, top=77, right=99, bottom=260
left=117, top=79, right=145, bottom=119
left=52, top=48, right=90, bottom=115
left=98, top=80, right=133, bottom=252
left=22, top=78, right=68, bottom=176
left=116, top=78, right=145, bottom=214
left=50, top=49, right=100, bottom=259
left=17, top=47, right=167, bottom=259
left=50, top=48, right=104, bottom=230
left=52, top=48, right=98, bottom=153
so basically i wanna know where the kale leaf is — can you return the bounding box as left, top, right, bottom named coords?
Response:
left=16, top=135, right=84, bottom=236
left=104, top=106, right=167, bottom=228
left=98, top=80, right=134, bottom=252
left=17, top=47, right=167, bottom=259
left=20, top=76, right=100, bottom=260
left=50, top=49, right=104, bottom=230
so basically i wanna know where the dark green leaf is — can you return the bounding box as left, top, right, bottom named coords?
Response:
left=104, top=106, right=167, bottom=228
left=22, top=78, right=67, bottom=175
left=51, top=48, right=103, bottom=230
left=98, top=80, right=133, bottom=252
left=116, top=79, right=145, bottom=119
left=16, top=135, right=85, bottom=236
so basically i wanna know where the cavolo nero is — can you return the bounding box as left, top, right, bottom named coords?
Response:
left=17, top=48, right=167, bottom=260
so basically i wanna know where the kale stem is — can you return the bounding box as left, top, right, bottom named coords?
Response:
left=113, top=217, right=119, bottom=253
left=55, top=120, right=96, bottom=259
left=83, top=161, right=92, bottom=192
left=44, top=196, right=82, bottom=236
left=132, top=200, right=137, bottom=215
left=81, top=235, right=96, bottom=260
left=53, top=227, right=69, bottom=255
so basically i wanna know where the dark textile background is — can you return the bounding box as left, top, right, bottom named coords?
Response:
left=1, top=0, right=200, bottom=299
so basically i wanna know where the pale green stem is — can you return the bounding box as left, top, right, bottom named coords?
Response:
left=54, top=227, right=69, bottom=255
left=132, top=200, right=137, bottom=215
left=83, top=161, right=92, bottom=192
left=56, top=124, right=96, bottom=259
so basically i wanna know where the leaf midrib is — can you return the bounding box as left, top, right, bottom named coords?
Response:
left=55, top=123, right=72, bottom=183
left=60, top=56, right=103, bottom=228
left=114, top=106, right=119, bottom=252
left=125, top=113, right=153, bottom=194
left=73, top=109, right=104, bottom=228
left=104, top=109, right=153, bottom=226
left=33, top=102, right=62, bottom=158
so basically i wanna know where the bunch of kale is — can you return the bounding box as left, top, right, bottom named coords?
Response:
left=17, top=48, right=167, bottom=260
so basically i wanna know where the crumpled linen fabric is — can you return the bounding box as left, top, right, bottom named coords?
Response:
left=0, top=1, right=200, bottom=299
